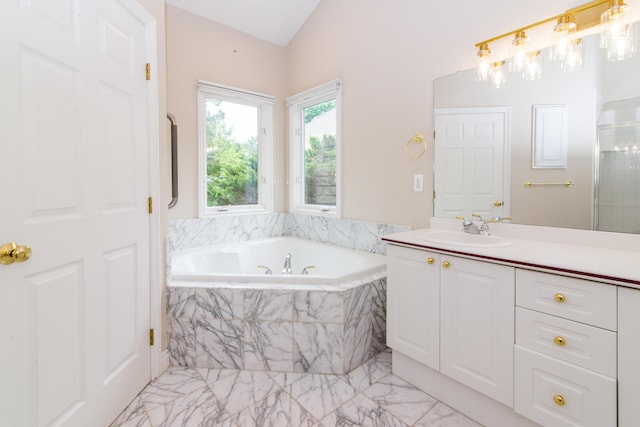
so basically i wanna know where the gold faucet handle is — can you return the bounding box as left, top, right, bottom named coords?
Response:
left=488, top=216, right=513, bottom=223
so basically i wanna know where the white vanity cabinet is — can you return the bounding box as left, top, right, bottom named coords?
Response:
left=386, top=245, right=515, bottom=407
left=384, top=226, right=640, bottom=427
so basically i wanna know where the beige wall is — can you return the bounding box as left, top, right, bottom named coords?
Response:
left=165, top=0, right=585, bottom=229
left=166, top=6, right=288, bottom=219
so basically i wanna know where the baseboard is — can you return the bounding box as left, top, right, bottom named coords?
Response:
left=392, top=351, right=539, bottom=427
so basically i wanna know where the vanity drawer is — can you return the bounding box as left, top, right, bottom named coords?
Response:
left=516, top=269, right=616, bottom=330
left=515, top=346, right=617, bottom=427
left=516, top=308, right=617, bottom=377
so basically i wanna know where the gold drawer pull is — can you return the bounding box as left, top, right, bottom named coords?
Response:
left=553, top=394, right=566, bottom=406
left=427, top=257, right=435, bottom=264
left=554, top=336, right=566, bottom=346
left=442, top=261, right=450, bottom=268
left=554, top=293, right=566, bottom=303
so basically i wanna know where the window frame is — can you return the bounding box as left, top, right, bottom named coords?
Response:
left=286, top=79, right=342, bottom=218
left=197, top=81, right=274, bottom=217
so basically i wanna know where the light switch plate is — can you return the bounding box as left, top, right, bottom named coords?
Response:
left=413, top=174, right=424, bottom=192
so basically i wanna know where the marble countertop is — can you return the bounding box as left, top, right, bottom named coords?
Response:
left=382, top=226, right=640, bottom=289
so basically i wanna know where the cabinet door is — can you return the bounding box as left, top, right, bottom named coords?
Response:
left=387, top=245, right=440, bottom=370
left=440, top=256, right=515, bottom=407
left=618, top=287, right=640, bottom=427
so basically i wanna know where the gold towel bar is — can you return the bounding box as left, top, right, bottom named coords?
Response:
left=524, top=180, right=574, bottom=188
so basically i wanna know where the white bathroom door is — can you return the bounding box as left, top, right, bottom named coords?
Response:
left=0, top=1, right=153, bottom=426
left=434, top=107, right=510, bottom=220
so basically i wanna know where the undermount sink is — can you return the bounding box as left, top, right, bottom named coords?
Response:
left=418, top=230, right=512, bottom=248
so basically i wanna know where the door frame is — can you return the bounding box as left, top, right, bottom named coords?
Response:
left=433, top=106, right=511, bottom=220
left=125, top=0, right=165, bottom=380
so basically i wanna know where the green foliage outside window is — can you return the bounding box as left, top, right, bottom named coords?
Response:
left=205, top=100, right=258, bottom=206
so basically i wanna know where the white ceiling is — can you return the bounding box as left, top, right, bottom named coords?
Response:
left=165, top=0, right=321, bottom=46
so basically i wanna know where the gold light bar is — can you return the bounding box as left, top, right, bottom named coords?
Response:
left=475, top=0, right=612, bottom=48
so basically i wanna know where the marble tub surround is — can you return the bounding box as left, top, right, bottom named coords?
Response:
left=111, top=350, right=482, bottom=427
left=167, top=277, right=387, bottom=375
left=168, top=212, right=410, bottom=254
left=168, top=213, right=287, bottom=252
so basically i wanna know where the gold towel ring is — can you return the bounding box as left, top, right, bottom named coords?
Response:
left=405, top=133, right=427, bottom=159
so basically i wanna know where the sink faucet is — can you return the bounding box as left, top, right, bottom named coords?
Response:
left=462, top=215, right=491, bottom=236
left=282, top=253, right=292, bottom=275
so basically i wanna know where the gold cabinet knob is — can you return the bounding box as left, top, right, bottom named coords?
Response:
left=0, top=242, right=32, bottom=265
left=554, top=293, right=566, bottom=303
left=494, top=200, right=504, bottom=207
left=427, top=257, right=435, bottom=264
left=553, top=394, right=566, bottom=406
left=554, top=336, right=566, bottom=346
left=442, top=261, right=450, bottom=268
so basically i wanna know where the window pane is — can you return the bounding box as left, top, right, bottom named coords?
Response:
left=303, top=99, right=336, bottom=206
left=205, top=98, right=258, bottom=207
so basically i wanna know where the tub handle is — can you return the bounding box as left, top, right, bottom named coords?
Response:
left=257, top=265, right=272, bottom=275
left=301, top=265, right=316, bottom=275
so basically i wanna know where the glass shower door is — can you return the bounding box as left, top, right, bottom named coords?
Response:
left=596, top=123, right=640, bottom=233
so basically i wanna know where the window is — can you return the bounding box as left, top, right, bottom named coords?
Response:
left=197, top=81, right=274, bottom=216
left=287, top=80, right=342, bottom=217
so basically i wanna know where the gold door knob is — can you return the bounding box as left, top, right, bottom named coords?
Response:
left=554, top=336, right=566, bottom=346
left=0, top=242, right=32, bottom=265
left=553, top=394, right=566, bottom=406
left=442, top=261, right=450, bottom=268
left=554, top=293, right=566, bottom=303
left=494, top=200, right=504, bottom=207
left=427, top=257, right=435, bottom=264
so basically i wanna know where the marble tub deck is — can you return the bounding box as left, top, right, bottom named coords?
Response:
left=111, top=350, right=482, bottom=427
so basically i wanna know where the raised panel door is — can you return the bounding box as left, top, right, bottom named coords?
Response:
left=387, top=245, right=440, bottom=370
left=440, top=256, right=515, bottom=407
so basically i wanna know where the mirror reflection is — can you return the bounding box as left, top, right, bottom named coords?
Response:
left=433, top=26, right=640, bottom=233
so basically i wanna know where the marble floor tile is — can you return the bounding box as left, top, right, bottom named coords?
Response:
left=287, top=373, right=357, bottom=420
left=208, top=370, right=280, bottom=415
left=110, top=396, right=151, bottom=427
left=415, top=402, right=483, bottom=427
left=113, top=350, right=483, bottom=427
left=317, top=393, right=408, bottom=427
left=233, top=388, right=317, bottom=426
left=362, top=374, right=438, bottom=425
left=344, top=348, right=392, bottom=392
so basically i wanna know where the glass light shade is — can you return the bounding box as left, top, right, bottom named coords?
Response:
left=509, top=31, right=529, bottom=72
left=490, top=61, right=507, bottom=88
left=600, top=1, right=635, bottom=61
left=561, top=38, right=583, bottom=72
left=550, top=15, right=578, bottom=61
left=522, top=51, right=542, bottom=81
left=475, top=44, right=492, bottom=81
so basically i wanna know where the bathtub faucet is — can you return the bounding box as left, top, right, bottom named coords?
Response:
left=282, top=253, right=292, bottom=275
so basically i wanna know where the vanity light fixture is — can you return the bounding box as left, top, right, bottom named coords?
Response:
left=489, top=60, right=507, bottom=89
left=473, top=0, right=636, bottom=87
left=475, top=43, right=492, bottom=81
left=550, top=15, right=579, bottom=61
left=509, top=31, right=530, bottom=72
left=600, top=0, right=635, bottom=61
left=561, top=38, right=583, bottom=71
left=523, top=50, right=543, bottom=81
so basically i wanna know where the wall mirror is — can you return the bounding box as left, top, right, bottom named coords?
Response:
left=433, top=23, right=640, bottom=234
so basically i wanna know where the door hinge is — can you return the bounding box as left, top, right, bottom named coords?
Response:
left=148, top=197, right=153, bottom=214
left=433, top=190, right=436, bottom=200
left=145, top=63, right=151, bottom=80
left=149, top=329, right=155, bottom=346
left=433, top=130, right=436, bottom=139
